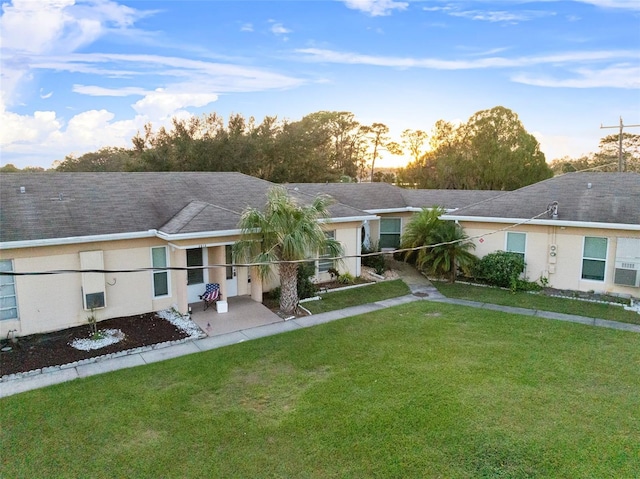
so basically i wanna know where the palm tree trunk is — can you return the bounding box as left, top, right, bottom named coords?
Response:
left=279, top=262, right=299, bottom=314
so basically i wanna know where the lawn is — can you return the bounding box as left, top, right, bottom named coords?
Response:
left=434, top=281, right=640, bottom=325
left=302, top=279, right=411, bottom=314
left=2, top=301, right=639, bottom=478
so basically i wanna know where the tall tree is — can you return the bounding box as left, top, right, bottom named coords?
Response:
left=233, top=187, right=343, bottom=314
left=403, top=107, right=552, bottom=190
left=56, top=147, right=135, bottom=172
left=360, top=122, right=391, bottom=182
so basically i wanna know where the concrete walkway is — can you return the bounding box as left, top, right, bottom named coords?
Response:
left=2, top=265, right=638, bottom=398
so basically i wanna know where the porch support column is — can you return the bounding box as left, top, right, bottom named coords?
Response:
left=210, top=246, right=227, bottom=299
left=172, top=247, right=188, bottom=315
left=250, top=267, right=263, bottom=302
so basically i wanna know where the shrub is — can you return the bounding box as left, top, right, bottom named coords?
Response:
left=362, top=241, right=386, bottom=275
left=337, top=272, right=354, bottom=284
left=297, top=261, right=317, bottom=299
left=474, top=251, right=525, bottom=289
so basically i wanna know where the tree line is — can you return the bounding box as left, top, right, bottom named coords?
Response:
left=4, top=105, right=634, bottom=189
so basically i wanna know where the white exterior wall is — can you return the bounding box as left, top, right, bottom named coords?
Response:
left=461, top=221, right=640, bottom=298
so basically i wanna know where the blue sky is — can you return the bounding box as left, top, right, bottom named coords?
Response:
left=1, top=0, right=639, bottom=169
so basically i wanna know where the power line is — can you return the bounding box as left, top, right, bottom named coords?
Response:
left=0, top=207, right=553, bottom=276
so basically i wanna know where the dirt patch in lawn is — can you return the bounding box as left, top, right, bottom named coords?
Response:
left=0, top=313, right=193, bottom=377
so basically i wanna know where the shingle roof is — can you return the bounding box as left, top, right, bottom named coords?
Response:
left=287, top=183, right=503, bottom=211
left=446, top=172, right=640, bottom=225
left=0, top=172, right=370, bottom=243
left=400, top=189, right=503, bottom=210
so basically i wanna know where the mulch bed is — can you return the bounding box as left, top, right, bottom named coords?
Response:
left=0, top=313, right=189, bottom=377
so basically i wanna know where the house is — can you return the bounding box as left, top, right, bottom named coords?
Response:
left=288, top=183, right=502, bottom=250
left=441, top=173, right=640, bottom=297
left=0, top=172, right=376, bottom=337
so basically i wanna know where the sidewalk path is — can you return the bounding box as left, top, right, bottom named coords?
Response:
left=2, top=265, right=638, bottom=398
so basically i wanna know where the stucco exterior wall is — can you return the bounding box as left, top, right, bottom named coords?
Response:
left=0, top=237, right=169, bottom=337
left=460, top=221, right=640, bottom=298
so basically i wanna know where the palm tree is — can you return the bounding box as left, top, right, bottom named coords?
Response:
left=401, top=208, right=476, bottom=282
left=234, top=186, right=343, bottom=314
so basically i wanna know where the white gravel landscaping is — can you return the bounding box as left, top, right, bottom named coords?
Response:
left=70, top=329, right=125, bottom=351
left=157, top=308, right=203, bottom=338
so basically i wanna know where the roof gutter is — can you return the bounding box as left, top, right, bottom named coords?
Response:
left=155, top=229, right=243, bottom=241
left=441, top=215, right=640, bottom=231
left=319, top=215, right=379, bottom=224
left=365, top=207, right=420, bottom=214
left=0, top=230, right=158, bottom=250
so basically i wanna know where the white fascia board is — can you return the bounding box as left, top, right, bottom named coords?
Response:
left=320, top=215, right=379, bottom=224
left=365, top=208, right=417, bottom=214
left=155, top=229, right=243, bottom=241
left=442, top=215, right=640, bottom=231
left=0, top=230, right=158, bottom=250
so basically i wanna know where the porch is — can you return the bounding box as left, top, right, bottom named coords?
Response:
left=189, top=295, right=283, bottom=337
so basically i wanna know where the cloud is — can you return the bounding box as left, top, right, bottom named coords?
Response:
left=449, top=9, right=556, bottom=23
left=270, top=22, right=291, bottom=35
left=576, top=0, right=640, bottom=10
left=240, top=23, right=253, bottom=32
left=0, top=0, right=156, bottom=105
left=341, top=0, right=408, bottom=17
left=72, top=84, right=149, bottom=97
left=512, top=64, right=640, bottom=89
left=132, top=89, right=219, bottom=118
left=295, top=47, right=638, bottom=71
left=39, top=89, right=53, bottom=99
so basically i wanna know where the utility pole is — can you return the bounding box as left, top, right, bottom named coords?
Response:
left=600, top=117, right=640, bottom=172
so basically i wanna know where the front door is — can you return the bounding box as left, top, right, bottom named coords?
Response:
left=187, top=247, right=207, bottom=303
left=225, top=245, right=238, bottom=297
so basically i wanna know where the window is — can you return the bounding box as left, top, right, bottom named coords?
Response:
left=318, top=231, right=336, bottom=273
left=152, top=247, right=170, bottom=297
left=0, top=259, right=18, bottom=320
left=186, top=248, right=204, bottom=285
left=582, top=237, right=608, bottom=281
left=380, top=218, right=401, bottom=249
left=506, top=232, right=526, bottom=261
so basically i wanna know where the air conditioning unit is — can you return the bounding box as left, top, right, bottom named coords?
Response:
left=614, top=260, right=640, bottom=287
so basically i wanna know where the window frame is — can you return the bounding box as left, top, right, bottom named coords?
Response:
left=0, top=259, right=18, bottom=321
left=151, top=246, right=171, bottom=298
left=380, top=217, right=402, bottom=250
left=581, top=236, right=608, bottom=282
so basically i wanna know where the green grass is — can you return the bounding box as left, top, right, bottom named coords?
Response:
left=2, top=301, right=639, bottom=478
left=302, top=279, right=410, bottom=314
left=434, top=281, right=640, bottom=325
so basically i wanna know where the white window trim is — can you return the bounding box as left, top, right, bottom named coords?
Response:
left=581, top=236, right=608, bottom=283
left=317, top=230, right=336, bottom=274
left=151, top=246, right=171, bottom=298
left=0, top=259, right=18, bottom=321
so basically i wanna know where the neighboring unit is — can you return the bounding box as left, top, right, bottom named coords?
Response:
left=442, top=173, right=640, bottom=297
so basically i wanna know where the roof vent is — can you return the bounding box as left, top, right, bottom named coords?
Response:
left=19, top=186, right=26, bottom=194
left=587, top=182, right=592, bottom=189
left=547, top=201, right=559, bottom=219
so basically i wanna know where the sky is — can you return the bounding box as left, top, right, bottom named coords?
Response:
left=1, top=0, right=639, bottom=170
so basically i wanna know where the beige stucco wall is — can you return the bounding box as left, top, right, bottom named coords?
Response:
left=460, top=221, right=640, bottom=298
left=0, top=237, right=171, bottom=337
left=1, top=220, right=366, bottom=337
